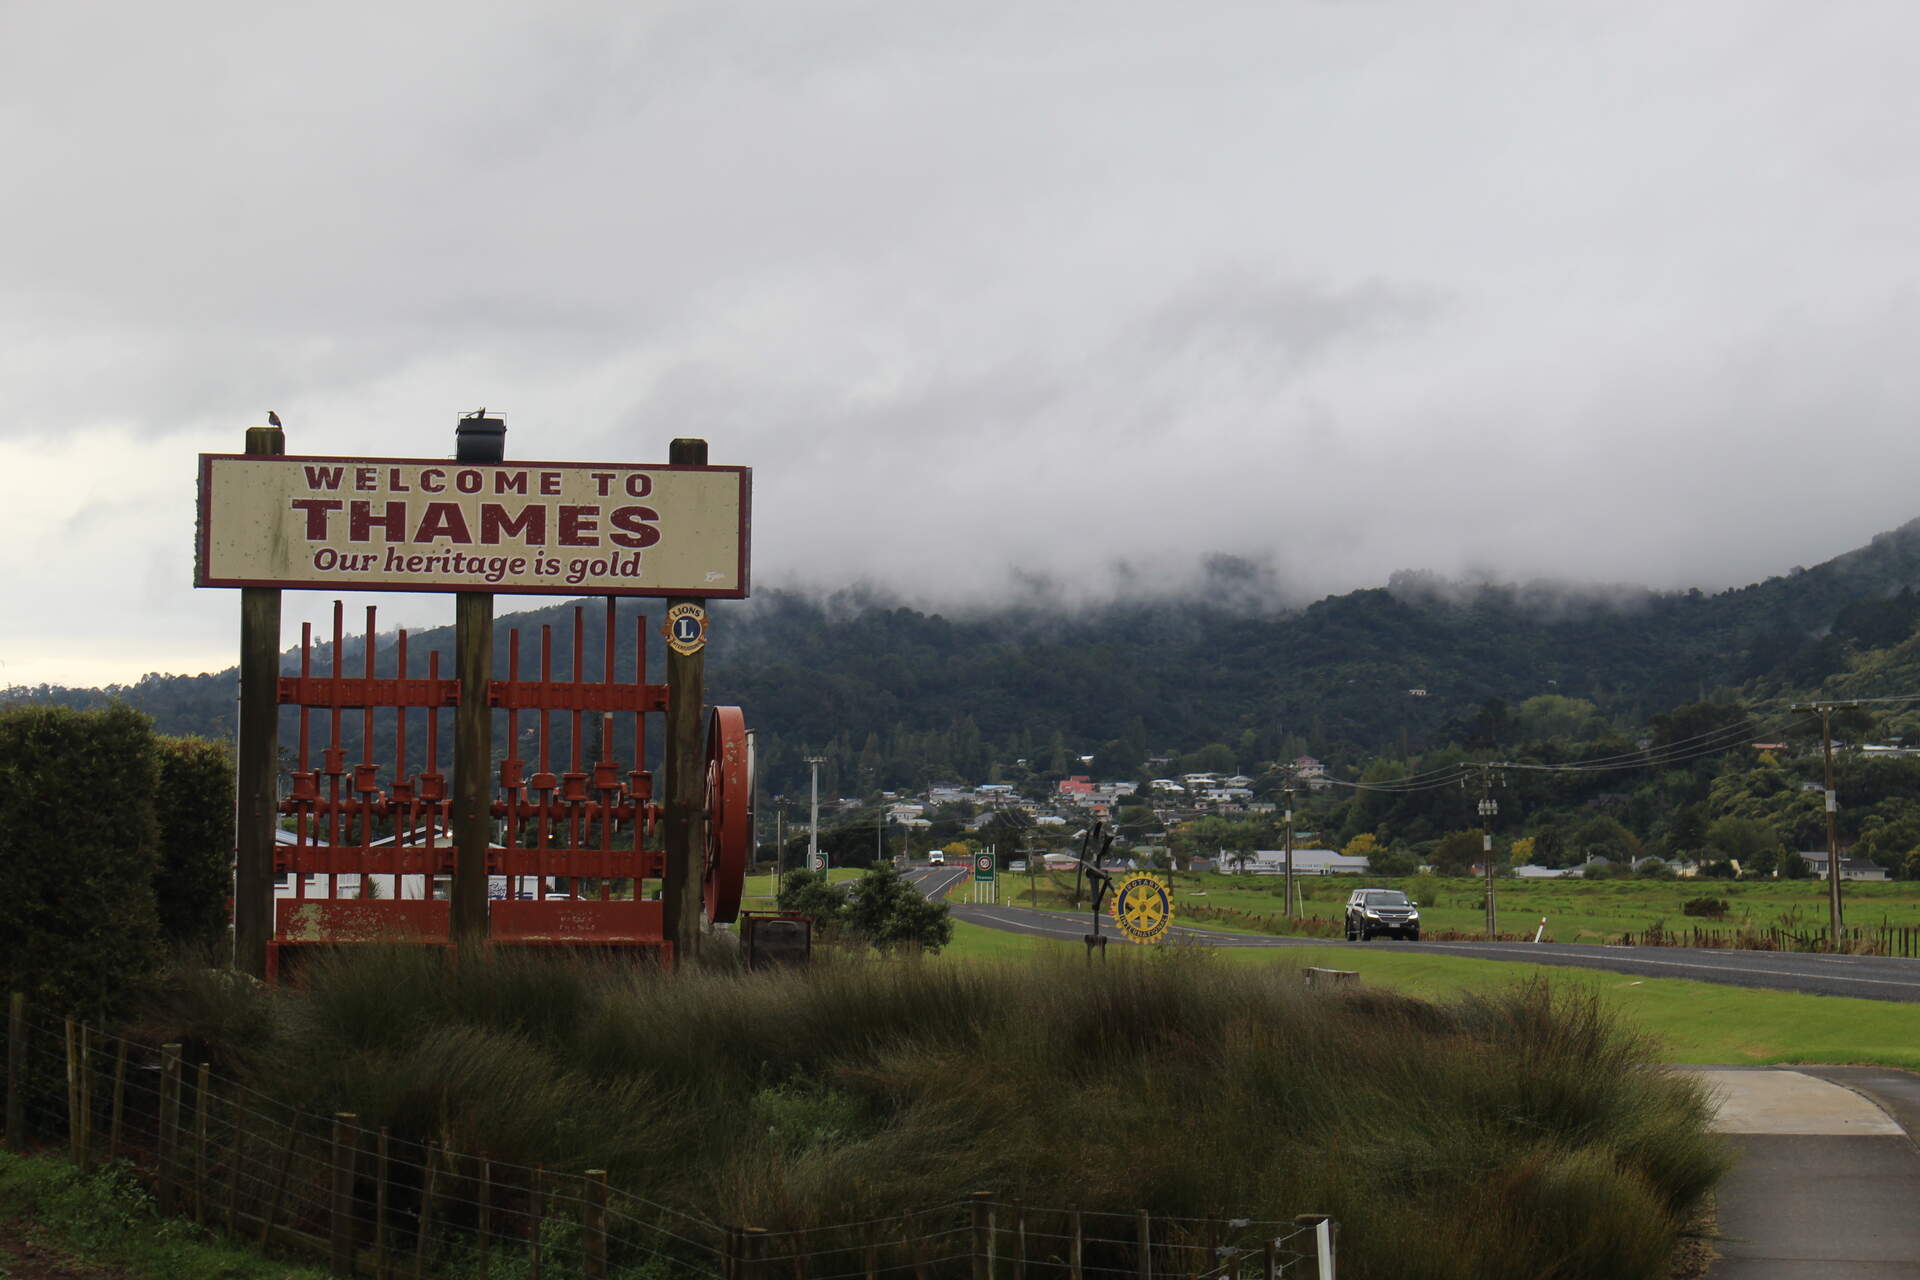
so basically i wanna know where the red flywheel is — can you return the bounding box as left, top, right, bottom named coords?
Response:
left=702, top=706, right=752, bottom=924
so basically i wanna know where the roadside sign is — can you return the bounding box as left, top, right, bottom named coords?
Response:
left=973, top=853, right=996, bottom=881
left=810, top=854, right=827, bottom=873
left=1111, top=874, right=1175, bottom=943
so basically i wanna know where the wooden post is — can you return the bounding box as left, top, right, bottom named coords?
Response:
left=742, top=1226, right=768, bottom=1280
left=158, top=1043, right=183, bottom=1215
left=1262, top=1238, right=1276, bottom=1280
left=1137, top=1209, right=1152, bottom=1280
left=235, top=421, right=286, bottom=978
left=866, top=1221, right=880, bottom=1280
left=477, top=1158, right=492, bottom=1280
left=331, top=1113, right=359, bottom=1276
left=1069, top=1211, right=1083, bottom=1280
left=62, top=1020, right=79, bottom=1166
left=528, top=1166, right=543, bottom=1280
left=374, top=1127, right=391, bottom=1280
left=902, top=1211, right=922, bottom=1280
left=108, top=1035, right=127, bottom=1160
left=662, top=437, right=709, bottom=962
left=224, top=1090, right=241, bottom=1236
left=413, top=1142, right=439, bottom=1280
left=451, top=412, right=505, bottom=952
left=194, top=1063, right=212, bottom=1226
left=1012, top=1203, right=1026, bottom=1280
left=971, top=1191, right=993, bottom=1280
left=4, top=994, right=25, bottom=1152
left=584, top=1169, right=609, bottom=1280
left=260, top=1122, right=298, bottom=1248
left=452, top=590, right=494, bottom=952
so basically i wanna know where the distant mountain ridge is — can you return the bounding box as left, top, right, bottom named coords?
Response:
left=13, top=518, right=1920, bottom=790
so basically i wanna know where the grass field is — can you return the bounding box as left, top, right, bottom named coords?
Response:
left=940, top=919, right=1920, bottom=1069
left=988, top=868, right=1920, bottom=942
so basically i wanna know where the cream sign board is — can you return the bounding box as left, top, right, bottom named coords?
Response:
left=196, top=455, right=750, bottom=598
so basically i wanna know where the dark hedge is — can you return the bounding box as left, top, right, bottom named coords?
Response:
left=153, top=736, right=233, bottom=952
left=0, top=705, right=165, bottom=1018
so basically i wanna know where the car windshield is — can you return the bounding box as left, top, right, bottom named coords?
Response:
left=1363, top=891, right=1410, bottom=906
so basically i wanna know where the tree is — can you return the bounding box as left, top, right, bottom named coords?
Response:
left=1428, top=830, right=1483, bottom=876
left=1704, top=816, right=1782, bottom=872
left=1342, top=833, right=1381, bottom=860
left=843, top=866, right=954, bottom=952
left=776, top=869, right=847, bottom=926
left=1507, top=835, right=1537, bottom=867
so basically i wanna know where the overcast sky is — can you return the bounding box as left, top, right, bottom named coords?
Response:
left=5, top=1, right=1919, bottom=688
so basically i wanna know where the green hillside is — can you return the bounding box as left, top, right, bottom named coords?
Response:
left=12, top=518, right=1920, bottom=796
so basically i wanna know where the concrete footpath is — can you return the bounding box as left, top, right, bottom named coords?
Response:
left=1690, top=1066, right=1920, bottom=1278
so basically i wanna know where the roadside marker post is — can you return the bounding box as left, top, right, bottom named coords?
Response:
left=1534, top=917, right=1547, bottom=944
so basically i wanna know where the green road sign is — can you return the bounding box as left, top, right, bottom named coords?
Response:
left=973, top=852, right=996, bottom=881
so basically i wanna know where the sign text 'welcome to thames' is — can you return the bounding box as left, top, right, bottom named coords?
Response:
left=196, top=455, right=750, bottom=598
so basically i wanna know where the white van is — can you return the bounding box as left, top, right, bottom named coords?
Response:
left=928, top=849, right=946, bottom=866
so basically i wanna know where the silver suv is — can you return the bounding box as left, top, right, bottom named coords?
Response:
left=1345, top=888, right=1420, bottom=941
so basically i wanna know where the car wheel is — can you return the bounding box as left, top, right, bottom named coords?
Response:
left=1405, top=929, right=1419, bottom=942
left=1344, top=920, right=1357, bottom=942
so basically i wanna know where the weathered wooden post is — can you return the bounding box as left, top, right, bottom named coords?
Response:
left=1137, top=1209, right=1152, bottom=1280
left=158, top=1043, right=183, bottom=1215
left=662, top=437, right=710, bottom=963
left=583, top=1169, right=609, bottom=1279
left=452, top=412, right=505, bottom=953
left=234, top=419, right=286, bottom=978
left=374, top=1127, right=391, bottom=1280
left=4, top=993, right=25, bottom=1152
left=971, top=1191, right=994, bottom=1280
left=330, top=1113, right=359, bottom=1276
left=194, top=1062, right=211, bottom=1225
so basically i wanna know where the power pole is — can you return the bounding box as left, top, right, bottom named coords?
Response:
left=775, top=802, right=786, bottom=878
left=1792, top=700, right=1862, bottom=945
left=805, top=756, right=826, bottom=876
left=1476, top=764, right=1500, bottom=937
left=1282, top=768, right=1298, bottom=920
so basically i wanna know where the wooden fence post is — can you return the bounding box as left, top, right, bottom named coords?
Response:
left=158, top=1043, right=183, bottom=1215
left=331, top=1113, right=359, bottom=1276
left=259, top=1122, right=299, bottom=1248
left=63, top=1019, right=79, bottom=1166
left=413, top=1142, right=439, bottom=1280
left=374, top=1127, right=390, bottom=1280
left=78, top=1024, right=95, bottom=1171
left=865, top=1220, right=880, bottom=1280
left=1137, top=1209, right=1152, bottom=1280
left=1013, top=1203, right=1026, bottom=1280
left=1261, top=1238, right=1276, bottom=1280
left=971, top=1191, right=994, bottom=1280
left=528, top=1166, right=544, bottom=1280
left=584, top=1169, right=609, bottom=1280
left=742, top=1226, right=768, bottom=1280
left=107, top=1036, right=127, bottom=1160
left=194, top=1063, right=211, bottom=1226
left=5, top=994, right=25, bottom=1152
left=477, top=1158, right=492, bottom=1280
left=1069, top=1211, right=1083, bottom=1280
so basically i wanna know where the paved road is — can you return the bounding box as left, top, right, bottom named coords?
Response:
left=1695, top=1067, right=1920, bottom=1277
left=906, top=869, right=1920, bottom=1003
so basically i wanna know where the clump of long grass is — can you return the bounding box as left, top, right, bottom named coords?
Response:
left=129, top=945, right=1727, bottom=1279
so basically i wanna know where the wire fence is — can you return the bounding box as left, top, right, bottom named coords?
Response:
left=2, top=994, right=1338, bottom=1279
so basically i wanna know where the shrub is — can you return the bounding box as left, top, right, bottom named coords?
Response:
left=0, top=705, right=164, bottom=1018
left=842, top=865, right=953, bottom=951
left=1681, top=897, right=1730, bottom=920
left=129, top=949, right=1729, bottom=1279
left=152, top=736, right=233, bottom=951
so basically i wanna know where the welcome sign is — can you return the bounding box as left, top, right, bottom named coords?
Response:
left=196, top=455, right=750, bottom=597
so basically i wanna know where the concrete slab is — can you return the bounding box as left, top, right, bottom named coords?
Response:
left=1690, top=1068, right=1905, bottom=1135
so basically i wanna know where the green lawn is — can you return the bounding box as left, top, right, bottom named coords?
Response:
left=940, top=919, right=1920, bottom=1070
left=999, top=869, right=1920, bottom=942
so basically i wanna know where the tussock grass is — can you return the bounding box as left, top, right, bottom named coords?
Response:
left=135, top=947, right=1728, bottom=1279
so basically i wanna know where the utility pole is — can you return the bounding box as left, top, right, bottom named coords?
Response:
left=1282, top=768, right=1298, bottom=920
left=775, top=802, right=786, bottom=878
left=805, top=756, right=826, bottom=876
left=1792, top=700, right=1862, bottom=945
left=1475, top=764, right=1500, bottom=937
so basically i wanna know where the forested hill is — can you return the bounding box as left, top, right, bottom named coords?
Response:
left=15, top=517, right=1920, bottom=792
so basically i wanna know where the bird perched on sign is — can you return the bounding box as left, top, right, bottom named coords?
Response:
left=267, top=410, right=282, bottom=427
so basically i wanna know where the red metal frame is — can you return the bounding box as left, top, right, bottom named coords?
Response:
left=268, top=598, right=678, bottom=976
